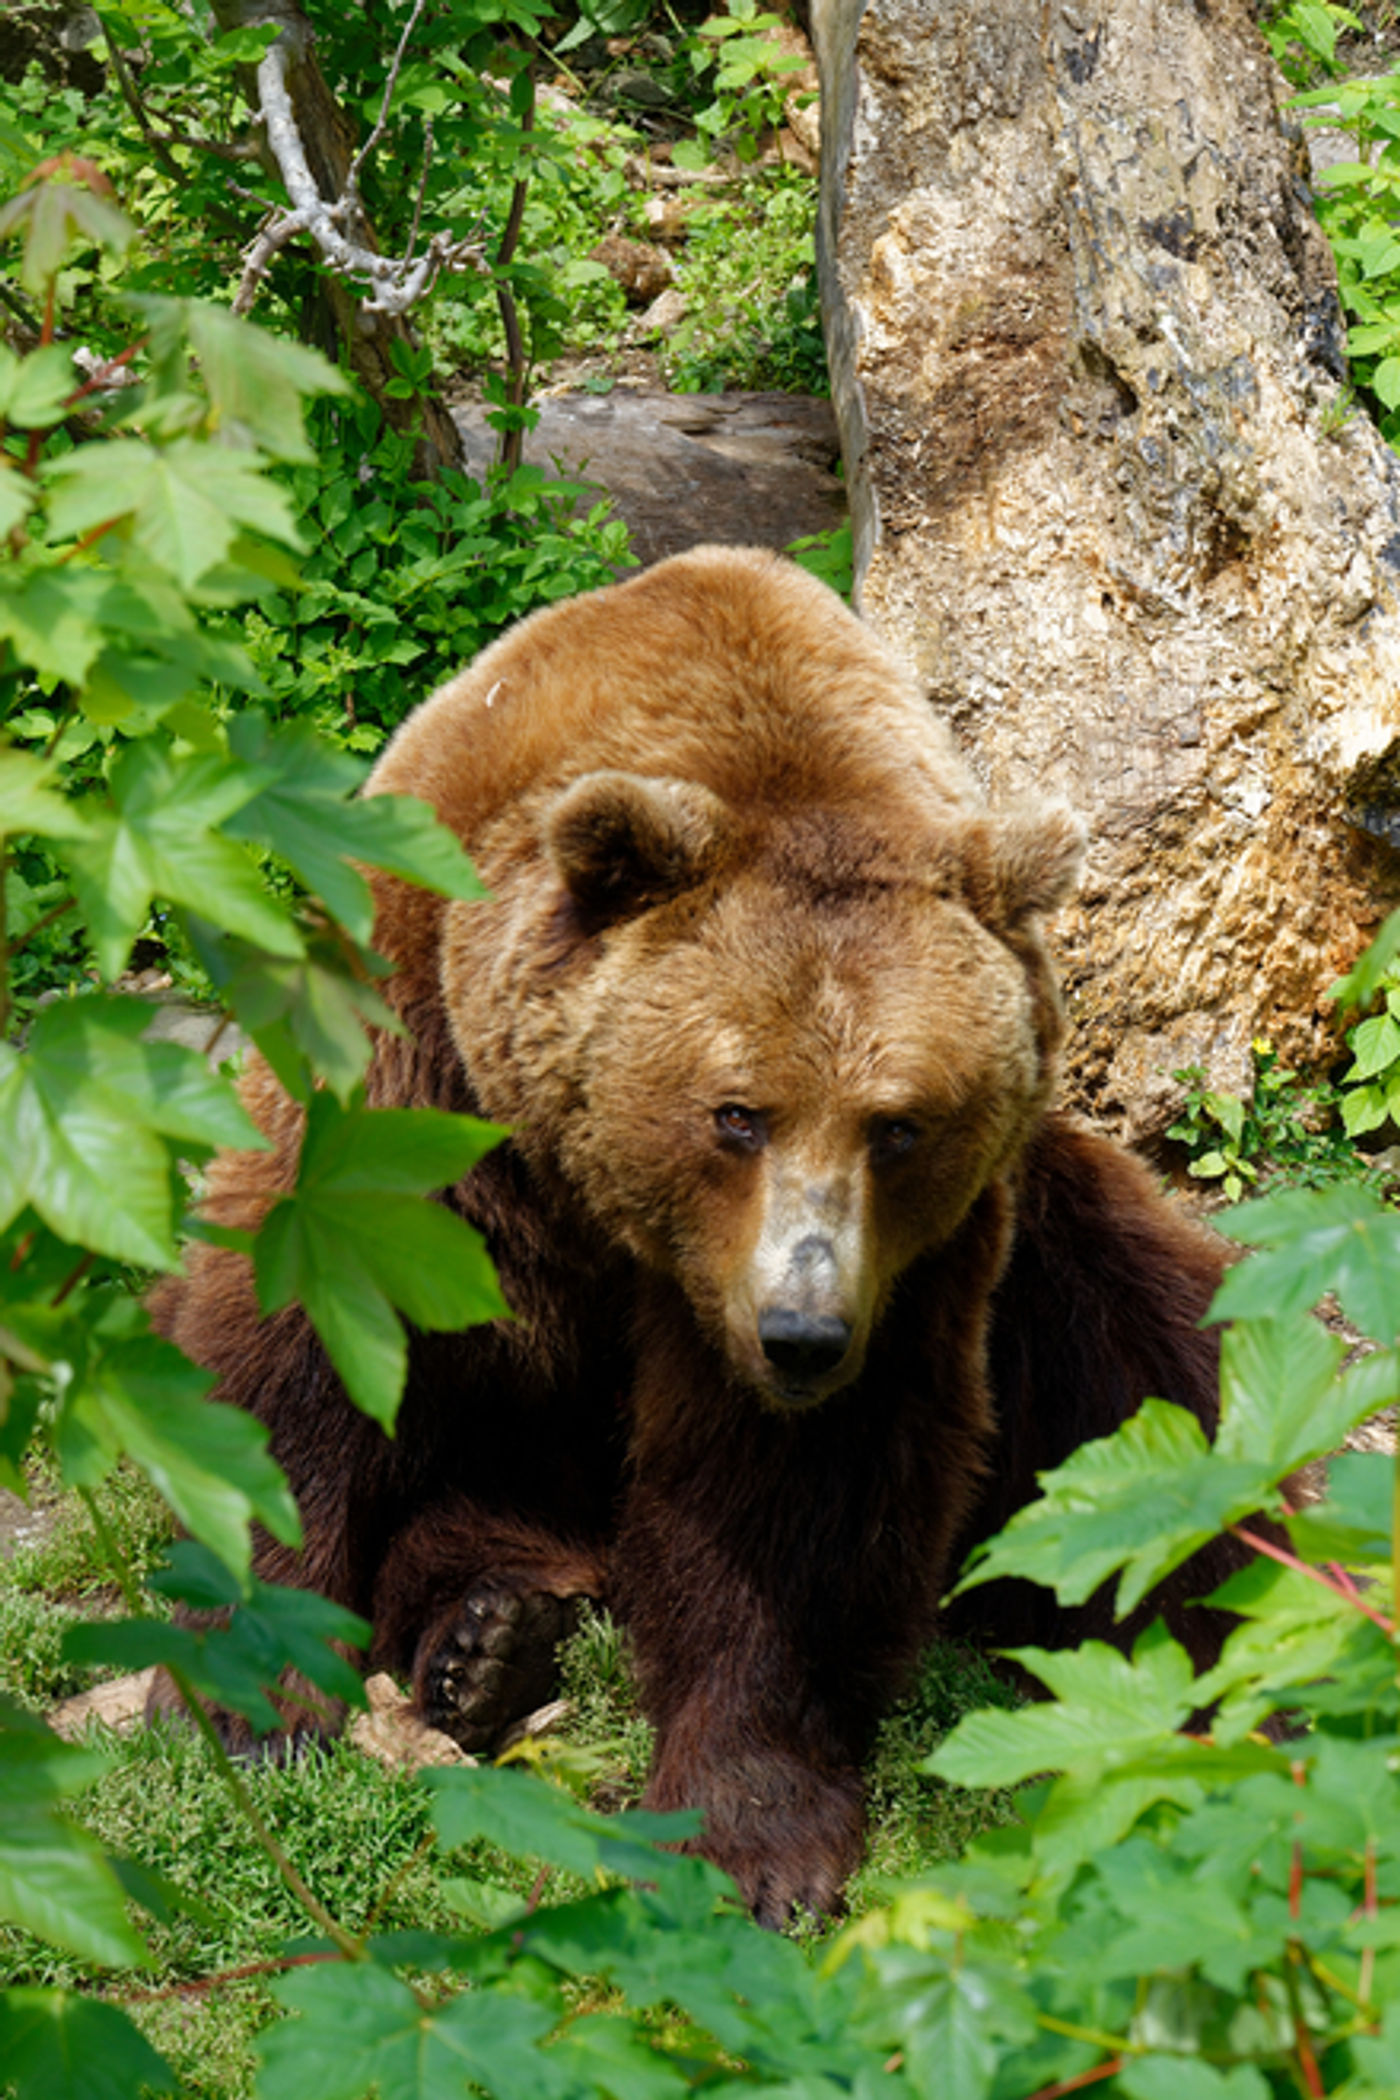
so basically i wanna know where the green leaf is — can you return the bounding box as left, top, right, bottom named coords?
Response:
left=1373, top=353, right=1400, bottom=407
left=1212, top=1184, right=1400, bottom=1345
left=0, top=1715, right=146, bottom=1967
left=46, top=439, right=301, bottom=589
left=60, top=737, right=303, bottom=978
left=253, top=1093, right=509, bottom=1426
left=0, top=567, right=108, bottom=687
left=1286, top=1451, right=1394, bottom=1564
left=426, top=1764, right=702, bottom=1886
left=183, top=916, right=395, bottom=1105
left=0, top=1989, right=174, bottom=2098
left=222, top=714, right=486, bottom=943
left=1347, top=1008, right=1400, bottom=1081
left=1329, top=906, right=1400, bottom=1008
left=0, top=747, right=92, bottom=841
left=0, top=998, right=263, bottom=1267
left=181, top=301, right=348, bottom=460
left=1212, top=1315, right=1372, bottom=1473
left=950, top=1398, right=1275, bottom=1618
left=0, top=342, right=77, bottom=429
left=0, top=172, right=134, bottom=294
left=58, top=1336, right=299, bottom=1579
left=926, top=1627, right=1198, bottom=1789
left=258, top=1962, right=568, bottom=2100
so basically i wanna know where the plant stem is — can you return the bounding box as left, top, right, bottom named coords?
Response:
left=76, top=1487, right=364, bottom=1962
left=0, top=831, right=10, bottom=1043
left=1234, top=1524, right=1397, bottom=1637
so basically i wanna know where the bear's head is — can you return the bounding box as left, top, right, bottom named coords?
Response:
left=443, top=771, right=1085, bottom=1412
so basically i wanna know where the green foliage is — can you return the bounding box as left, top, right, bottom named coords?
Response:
left=786, top=519, right=853, bottom=599
left=664, top=175, right=825, bottom=395
left=1330, top=954, right=1400, bottom=1137
left=1261, top=0, right=1362, bottom=84
left=671, top=0, right=810, bottom=171
left=241, top=397, right=632, bottom=755
left=1168, top=1038, right=1369, bottom=1199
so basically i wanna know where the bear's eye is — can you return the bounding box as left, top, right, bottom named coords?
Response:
left=870, top=1117, right=922, bottom=1163
left=715, top=1103, right=765, bottom=1150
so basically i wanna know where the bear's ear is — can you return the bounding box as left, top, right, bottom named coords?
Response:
left=546, top=771, right=731, bottom=924
left=960, top=802, right=1087, bottom=929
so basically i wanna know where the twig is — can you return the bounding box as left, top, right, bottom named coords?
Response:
left=232, top=28, right=485, bottom=319
left=119, top=1949, right=340, bottom=2002
left=340, top=0, right=430, bottom=227
left=1026, top=2060, right=1125, bottom=2100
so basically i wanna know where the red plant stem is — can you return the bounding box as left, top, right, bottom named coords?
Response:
left=1293, top=2011, right=1325, bottom=2099
left=1233, top=1526, right=1397, bottom=1638
left=120, top=1949, right=340, bottom=2002
left=1360, top=1837, right=1378, bottom=2006
left=1290, top=1842, right=1304, bottom=1922
left=1026, top=2059, right=1124, bottom=2100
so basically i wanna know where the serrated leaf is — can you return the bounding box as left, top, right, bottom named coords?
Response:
left=181, top=301, right=348, bottom=460
left=1286, top=1451, right=1394, bottom=1564
left=0, top=1820, right=147, bottom=1969
left=1212, top=1184, right=1400, bottom=1345
left=0, top=1989, right=175, bottom=2099
left=926, top=1629, right=1198, bottom=1789
left=425, top=1764, right=701, bottom=1885
left=60, top=737, right=303, bottom=977
left=0, top=747, right=92, bottom=840
left=183, top=916, right=395, bottom=1104
left=0, top=342, right=77, bottom=429
left=253, top=1092, right=508, bottom=1427
left=223, top=714, right=485, bottom=944
left=58, top=1336, right=298, bottom=1578
left=46, top=438, right=301, bottom=588
left=1212, top=1314, right=1366, bottom=1472
left=259, top=1962, right=568, bottom=2100
left=950, top=1398, right=1275, bottom=1618
left=0, top=998, right=263, bottom=1268
left=0, top=567, right=108, bottom=686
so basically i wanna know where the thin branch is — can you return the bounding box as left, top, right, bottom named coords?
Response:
left=106, top=38, right=183, bottom=182
left=232, top=29, right=485, bottom=319
left=339, top=0, right=430, bottom=227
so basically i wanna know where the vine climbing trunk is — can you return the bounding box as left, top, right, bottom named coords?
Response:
left=813, top=0, right=1400, bottom=1137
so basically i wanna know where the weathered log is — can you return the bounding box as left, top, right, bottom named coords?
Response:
left=813, top=0, right=1400, bottom=1136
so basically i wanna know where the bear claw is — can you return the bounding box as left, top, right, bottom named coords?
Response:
left=420, top=1582, right=580, bottom=1752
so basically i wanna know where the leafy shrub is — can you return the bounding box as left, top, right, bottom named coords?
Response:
left=240, top=395, right=633, bottom=755
left=1169, top=1040, right=1369, bottom=1200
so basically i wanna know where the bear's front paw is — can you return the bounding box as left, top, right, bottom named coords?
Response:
left=416, top=1581, right=581, bottom=1752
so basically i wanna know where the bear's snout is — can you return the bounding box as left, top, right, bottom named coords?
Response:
left=757, top=1306, right=854, bottom=1383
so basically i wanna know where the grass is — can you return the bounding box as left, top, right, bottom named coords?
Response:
left=0, top=1483, right=1012, bottom=2099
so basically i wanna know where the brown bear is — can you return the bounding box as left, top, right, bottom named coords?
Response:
left=154, top=545, right=1236, bottom=1928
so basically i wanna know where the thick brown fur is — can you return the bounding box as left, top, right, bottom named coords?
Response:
left=152, top=547, right=1244, bottom=1927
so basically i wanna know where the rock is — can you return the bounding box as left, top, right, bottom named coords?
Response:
left=349, top=1671, right=475, bottom=1771
left=452, top=388, right=845, bottom=568
left=628, top=286, right=688, bottom=340
left=589, top=235, right=673, bottom=308
left=49, top=1669, right=155, bottom=1739
left=812, top=0, right=1400, bottom=1136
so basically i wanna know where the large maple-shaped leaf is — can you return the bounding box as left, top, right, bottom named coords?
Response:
left=0, top=998, right=264, bottom=1268
left=927, top=1627, right=1201, bottom=1790
left=45, top=437, right=301, bottom=588
left=0, top=747, right=92, bottom=841
left=56, top=1335, right=298, bottom=1579
left=950, top=1398, right=1279, bottom=1618
left=1213, top=1183, right=1400, bottom=1345
left=0, top=567, right=109, bottom=687
left=60, top=737, right=302, bottom=977
left=224, top=714, right=486, bottom=945
left=0, top=1990, right=175, bottom=2100
left=254, top=1092, right=509, bottom=1427
left=258, top=1965, right=569, bottom=2100
left=0, top=1701, right=147, bottom=1968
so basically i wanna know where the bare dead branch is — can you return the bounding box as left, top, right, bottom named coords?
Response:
left=232, top=23, right=486, bottom=320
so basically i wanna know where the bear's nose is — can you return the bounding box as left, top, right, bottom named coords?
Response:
left=757, top=1309, right=854, bottom=1381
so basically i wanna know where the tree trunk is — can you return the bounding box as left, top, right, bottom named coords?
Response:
left=211, top=0, right=465, bottom=477
left=812, top=0, right=1400, bottom=1138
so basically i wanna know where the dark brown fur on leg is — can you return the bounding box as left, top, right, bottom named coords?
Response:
left=946, top=1112, right=1258, bottom=1661
left=612, top=1190, right=1012, bottom=1924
